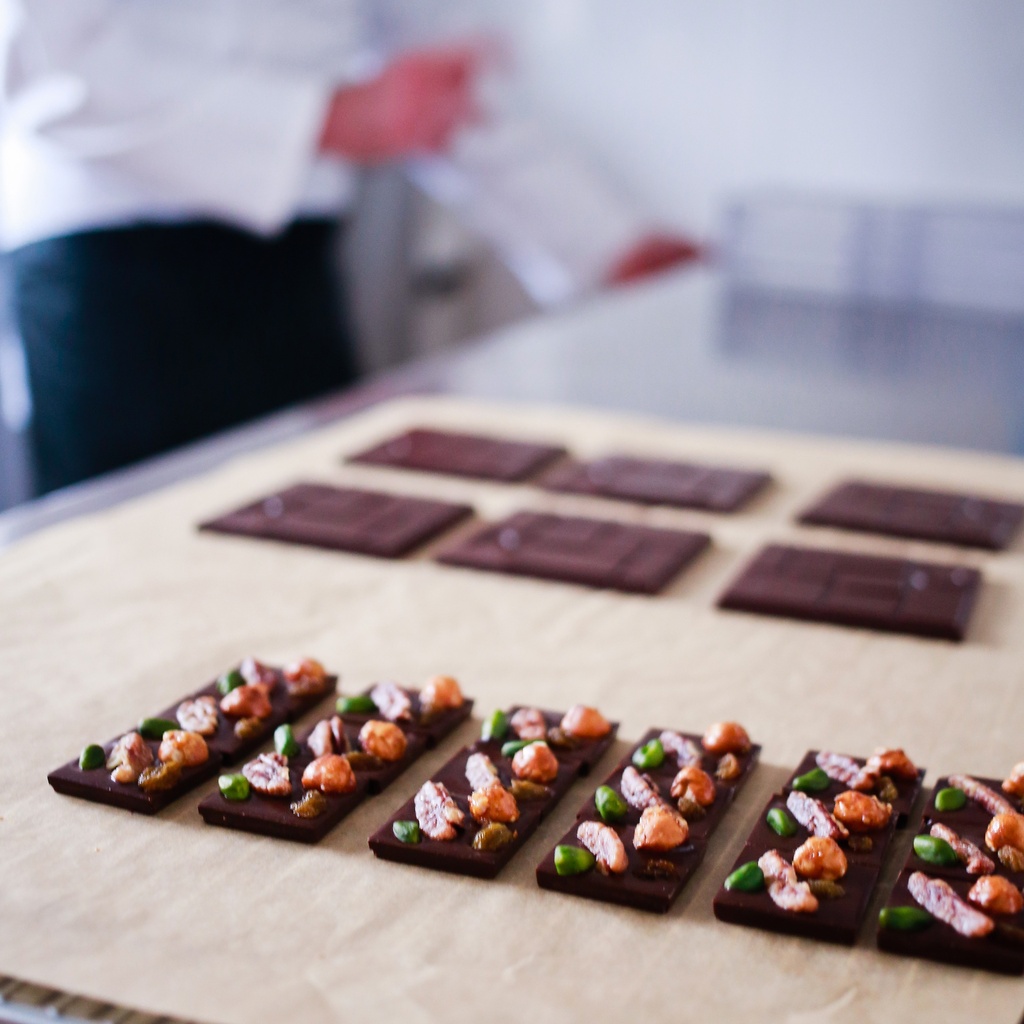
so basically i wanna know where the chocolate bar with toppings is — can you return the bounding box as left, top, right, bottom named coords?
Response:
left=199, top=482, right=473, bottom=558
left=47, top=658, right=337, bottom=814
left=799, top=481, right=1024, bottom=551
left=718, top=544, right=982, bottom=641
left=198, top=677, right=474, bottom=843
left=348, top=427, right=567, bottom=482
left=368, top=705, right=618, bottom=878
left=539, top=456, right=771, bottom=513
left=713, top=747, right=924, bottom=944
left=877, top=771, right=1024, bottom=974
left=436, top=511, right=710, bottom=595
left=536, top=722, right=760, bottom=913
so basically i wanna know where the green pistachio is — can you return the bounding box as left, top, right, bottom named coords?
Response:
left=913, top=834, right=959, bottom=867
left=78, top=744, right=106, bottom=770
left=791, top=767, right=831, bottom=793
left=393, top=820, right=421, bottom=844
left=137, top=717, right=178, bottom=740
left=481, top=709, right=509, bottom=742
left=554, top=845, right=596, bottom=876
left=724, top=861, right=765, bottom=892
left=595, top=785, right=628, bottom=823
left=274, top=723, right=299, bottom=758
left=218, top=774, right=250, bottom=801
left=335, top=695, right=377, bottom=715
left=632, top=739, right=665, bottom=771
left=216, top=669, right=244, bottom=696
left=934, top=787, right=967, bottom=812
left=766, top=807, right=797, bottom=837
left=879, top=906, right=933, bottom=931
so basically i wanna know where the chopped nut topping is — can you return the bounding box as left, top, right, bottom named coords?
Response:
left=815, top=751, right=878, bottom=792
left=283, top=657, right=328, bottom=697
left=620, top=766, right=664, bottom=811
left=832, top=790, right=892, bottom=833
left=908, top=871, right=994, bottom=938
left=242, top=752, right=292, bottom=796
left=968, top=875, right=1024, bottom=916
left=948, top=774, right=1015, bottom=817
left=469, top=779, right=519, bottom=824
left=578, top=820, right=628, bottom=874
left=369, top=681, right=413, bottom=721
left=1002, top=762, right=1024, bottom=800
left=415, top=780, right=465, bottom=840
left=420, top=674, right=463, bottom=713
left=865, top=747, right=918, bottom=781
left=465, top=752, right=499, bottom=792
left=716, top=753, right=742, bottom=782
left=559, top=704, right=611, bottom=739
left=985, top=812, right=1024, bottom=855
left=220, top=683, right=272, bottom=720
left=669, top=765, right=716, bottom=807
left=930, top=823, right=995, bottom=875
left=358, top=720, right=407, bottom=762
left=157, top=730, right=209, bottom=768
left=659, top=731, right=702, bottom=768
left=510, top=707, right=548, bottom=740
left=106, top=732, right=154, bottom=784
left=633, top=805, right=688, bottom=852
left=702, top=721, right=751, bottom=756
left=793, top=836, right=848, bottom=881
left=176, top=695, right=218, bottom=736
left=239, top=657, right=277, bottom=688
left=512, top=741, right=558, bottom=784
left=786, top=790, right=849, bottom=841
left=758, top=850, right=819, bottom=914
left=308, top=716, right=347, bottom=758
left=302, top=754, right=355, bottom=795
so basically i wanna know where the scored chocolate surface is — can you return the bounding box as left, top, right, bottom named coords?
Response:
left=877, top=776, right=1024, bottom=974
left=436, top=511, right=710, bottom=595
left=369, top=708, right=618, bottom=878
left=539, top=456, right=770, bottom=513
left=199, top=482, right=473, bottom=558
left=536, top=729, right=760, bottom=913
left=717, top=543, right=982, bottom=641
left=348, top=428, right=567, bottom=482
left=198, top=686, right=473, bottom=843
left=713, top=749, right=925, bottom=945
left=800, top=481, right=1024, bottom=551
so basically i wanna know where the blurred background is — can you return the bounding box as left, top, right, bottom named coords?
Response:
left=2, top=0, right=1023, bottom=512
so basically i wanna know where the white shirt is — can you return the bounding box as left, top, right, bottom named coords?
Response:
left=0, top=0, right=371, bottom=250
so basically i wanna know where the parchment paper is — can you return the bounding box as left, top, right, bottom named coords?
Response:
left=2, top=396, right=1023, bottom=1024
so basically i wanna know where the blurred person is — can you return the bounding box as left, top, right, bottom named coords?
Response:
left=0, top=0, right=479, bottom=493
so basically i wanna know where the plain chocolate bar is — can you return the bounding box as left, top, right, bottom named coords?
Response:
left=800, top=481, right=1024, bottom=551
left=198, top=684, right=474, bottom=843
left=368, top=707, right=618, bottom=878
left=713, top=748, right=925, bottom=945
left=877, top=775, right=1024, bottom=974
left=539, top=456, right=770, bottom=513
left=348, top=428, right=567, bottom=482
left=436, top=511, right=710, bottom=595
left=199, top=482, right=473, bottom=558
left=536, top=727, right=760, bottom=913
left=718, top=543, right=982, bottom=641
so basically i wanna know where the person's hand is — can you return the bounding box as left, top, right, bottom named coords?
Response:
left=320, top=46, right=481, bottom=163
left=603, top=233, right=704, bottom=287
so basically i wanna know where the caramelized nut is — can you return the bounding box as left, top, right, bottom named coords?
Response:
left=512, top=741, right=559, bottom=784
left=358, top=720, right=407, bottom=762
left=415, top=780, right=465, bottom=840
left=157, top=730, right=209, bottom=767
left=510, top=707, right=548, bottom=740
left=560, top=704, right=611, bottom=739
left=716, top=753, right=742, bottom=782
left=421, top=674, right=463, bottom=712
left=866, top=747, right=918, bottom=781
left=793, top=836, right=848, bottom=881
left=308, top=716, right=347, bottom=758
left=106, top=732, right=154, bottom=784
left=578, top=820, right=628, bottom=874
left=702, top=721, right=751, bottom=755
left=220, top=683, right=272, bottom=720
left=633, top=805, right=688, bottom=852
left=998, top=846, right=1024, bottom=872
left=468, top=779, right=520, bottom=824
left=968, top=875, right=1024, bottom=916
left=242, top=752, right=291, bottom=796
left=669, top=765, right=716, bottom=807
left=986, top=813, right=1024, bottom=855
left=833, top=790, right=892, bottom=833
left=175, top=695, right=218, bottom=736
left=302, top=754, right=355, bottom=795
left=283, top=657, right=328, bottom=696
left=1002, top=762, right=1024, bottom=799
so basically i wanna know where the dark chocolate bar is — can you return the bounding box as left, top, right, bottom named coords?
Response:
left=800, top=481, right=1024, bottom=551
left=539, top=456, right=770, bottom=513
left=717, top=543, right=982, bottom=641
left=369, top=707, right=618, bottom=878
left=436, top=511, right=710, bottom=595
left=536, top=728, right=760, bottom=913
left=877, top=775, right=1024, bottom=974
left=348, top=428, right=566, bottom=482
left=713, top=748, right=925, bottom=945
left=200, top=482, right=473, bottom=558
left=198, top=684, right=474, bottom=843
left=47, top=661, right=336, bottom=814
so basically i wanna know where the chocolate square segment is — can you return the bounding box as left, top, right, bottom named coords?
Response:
left=718, top=544, right=982, bottom=641
left=199, top=483, right=473, bottom=558
left=540, top=457, right=770, bottom=513
left=348, top=428, right=567, bottom=482
left=800, top=481, right=1024, bottom=550
left=436, top=511, right=710, bottom=595
left=536, top=729, right=760, bottom=913
left=877, top=776, right=1024, bottom=974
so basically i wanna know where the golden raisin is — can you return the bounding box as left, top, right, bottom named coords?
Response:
left=234, top=716, right=264, bottom=740
left=138, top=762, right=183, bottom=792
left=716, top=753, right=742, bottom=781
left=472, top=822, right=516, bottom=851
left=291, top=790, right=328, bottom=819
